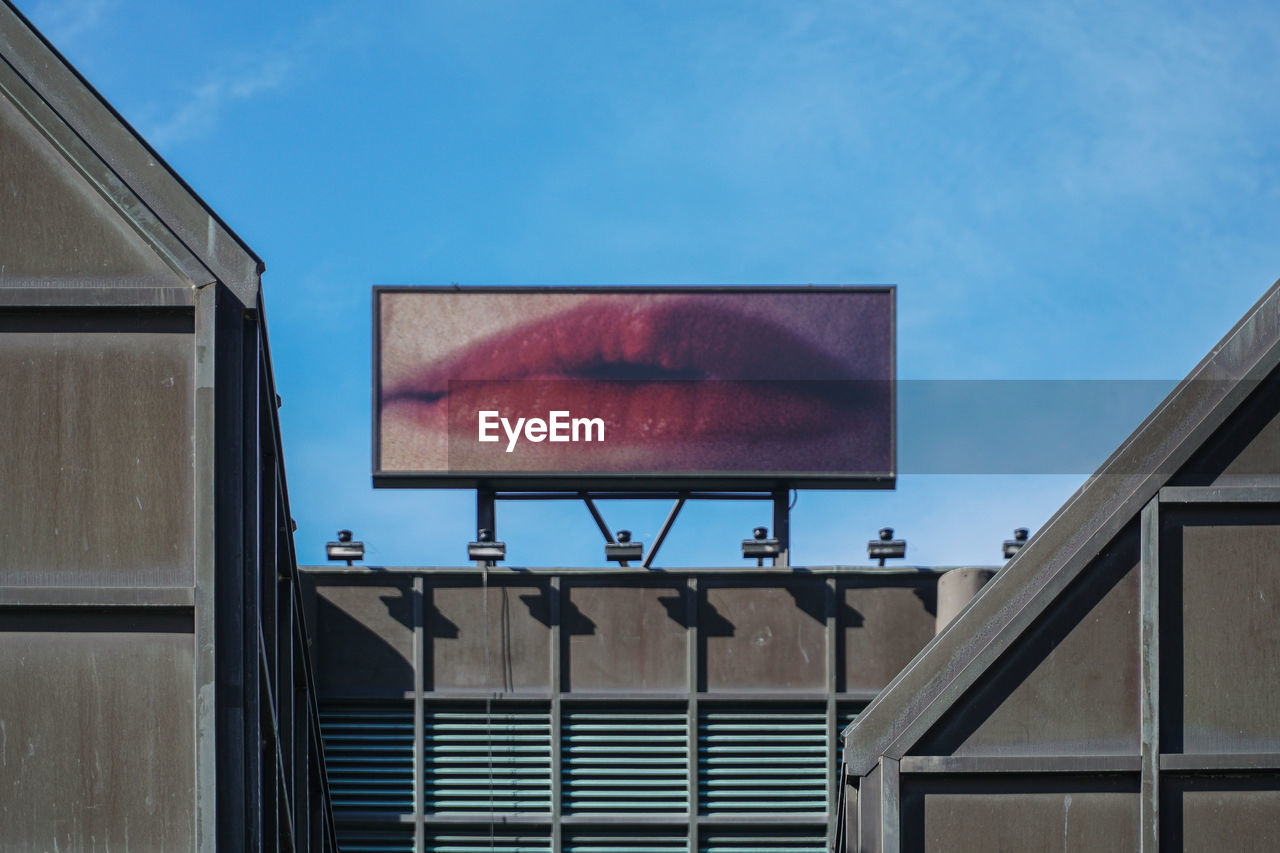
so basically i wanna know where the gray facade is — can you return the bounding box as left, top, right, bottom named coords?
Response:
left=838, top=279, right=1280, bottom=851
left=299, top=563, right=962, bottom=852
left=0, top=2, right=336, bottom=849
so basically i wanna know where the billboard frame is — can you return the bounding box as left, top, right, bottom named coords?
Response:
left=372, top=284, right=896, bottom=491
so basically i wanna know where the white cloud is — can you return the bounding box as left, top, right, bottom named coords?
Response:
left=29, top=0, right=113, bottom=48
left=147, top=57, right=291, bottom=149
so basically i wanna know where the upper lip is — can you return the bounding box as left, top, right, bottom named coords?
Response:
left=384, top=299, right=867, bottom=403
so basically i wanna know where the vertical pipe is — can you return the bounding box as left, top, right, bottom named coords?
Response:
left=550, top=575, right=563, bottom=853
left=825, top=575, right=839, bottom=840
left=934, top=568, right=996, bottom=635
left=412, top=574, right=425, bottom=853
left=477, top=489, right=495, bottom=538
left=772, top=490, right=790, bottom=568
left=686, top=575, right=699, bottom=853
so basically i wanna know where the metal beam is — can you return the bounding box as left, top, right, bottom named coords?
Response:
left=899, top=755, right=1142, bottom=774
left=193, top=283, right=218, bottom=853
left=581, top=495, right=615, bottom=543
left=1159, top=485, right=1280, bottom=503
left=412, top=575, right=425, bottom=853
left=880, top=756, right=899, bottom=853
left=641, top=497, right=686, bottom=569
left=0, top=587, right=195, bottom=607
left=1140, top=497, right=1160, bottom=853
left=1159, top=753, right=1280, bottom=771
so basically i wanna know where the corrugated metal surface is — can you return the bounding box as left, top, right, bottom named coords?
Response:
left=425, top=704, right=552, bottom=813
left=424, top=832, right=552, bottom=853
left=564, top=832, right=689, bottom=852
left=699, top=706, right=828, bottom=814
left=699, top=830, right=829, bottom=853
left=321, top=703, right=416, bottom=814
left=563, top=708, right=689, bottom=813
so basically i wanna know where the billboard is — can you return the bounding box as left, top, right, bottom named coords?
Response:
left=374, top=286, right=894, bottom=489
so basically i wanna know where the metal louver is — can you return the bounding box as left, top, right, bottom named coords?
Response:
left=424, top=704, right=552, bottom=813
left=319, top=703, right=415, bottom=815
left=697, top=706, right=827, bottom=814
left=423, top=831, right=552, bottom=852
left=564, top=832, right=690, bottom=852
left=335, top=825, right=417, bottom=853
left=562, top=708, right=689, bottom=813
left=699, top=830, right=829, bottom=853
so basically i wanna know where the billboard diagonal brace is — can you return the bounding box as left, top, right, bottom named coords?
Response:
left=581, top=494, right=616, bottom=544
left=642, top=495, right=686, bottom=569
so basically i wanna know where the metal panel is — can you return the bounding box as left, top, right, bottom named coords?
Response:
left=914, top=548, right=1139, bottom=757
left=563, top=707, right=688, bottom=813
left=319, top=703, right=415, bottom=815
left=429, top=580, right=553, bottom=692
left=840, top=578, right=936, bottom=693
left=565, top=582, right=687, bottom=691
left=702, top=582, right=826, bottom=691
left=0, top=92, right=184, bottom=287
left=899, top=775, right=1140, bottom=853
left=1160, top=774, right=1280, bottom=852
left=1172, top=517, right=1280, bottom=753
left=423, top=704, right=552, bottom=814
left=313, top=578, right=416, bottom=696
left=0, top=611, right=195, bottom=850
left=1188, top=375, right=1280, bottom=485
left=698, top=705, right=828, bottom=815
left=0, top=313, right=194, bottom=584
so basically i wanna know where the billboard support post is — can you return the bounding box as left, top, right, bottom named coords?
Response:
left=773, top=489, right=791, bottom=568
left=468, top=489, right=793, bottom=568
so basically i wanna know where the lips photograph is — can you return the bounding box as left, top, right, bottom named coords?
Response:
left=375, top=287, right=894, bottom=486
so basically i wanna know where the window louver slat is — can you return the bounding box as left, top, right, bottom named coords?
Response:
left=699, top=831, right=829, bottom=853
left=425, top=705, right=552, bottom=813
left=320, top=704, right=415, bottom=815
left=564, top=833, right=689, bottom=852
left=424, top=831, right=552, bottom=853
left=562, top=710, right=689, bottom=813
left=698, top=707, right=828, bottom=814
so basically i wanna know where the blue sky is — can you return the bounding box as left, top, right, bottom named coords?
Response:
left=26, top=0, right=1280, bottom=567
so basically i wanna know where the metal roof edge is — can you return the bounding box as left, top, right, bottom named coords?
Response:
left=0, top=0, right=262, bottom=306
left=842, top=275, right=1280, bottom=775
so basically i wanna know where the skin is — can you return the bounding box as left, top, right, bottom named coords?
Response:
left=378, top=289, right=891, bottom=476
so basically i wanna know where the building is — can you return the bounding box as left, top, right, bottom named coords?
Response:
left=300, top=559, right=979, bottom=853
left=7, top=0, right=1278, bottom=850
left=838, top=280, right=1280, bottom=851
left=0, top=2, right=337, bottom=848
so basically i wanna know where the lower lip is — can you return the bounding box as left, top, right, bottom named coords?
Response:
left=383, top=379, right=887, bottom=472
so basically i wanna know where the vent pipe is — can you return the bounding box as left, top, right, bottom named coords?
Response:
left=935, top=567, right=996, bottom=635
